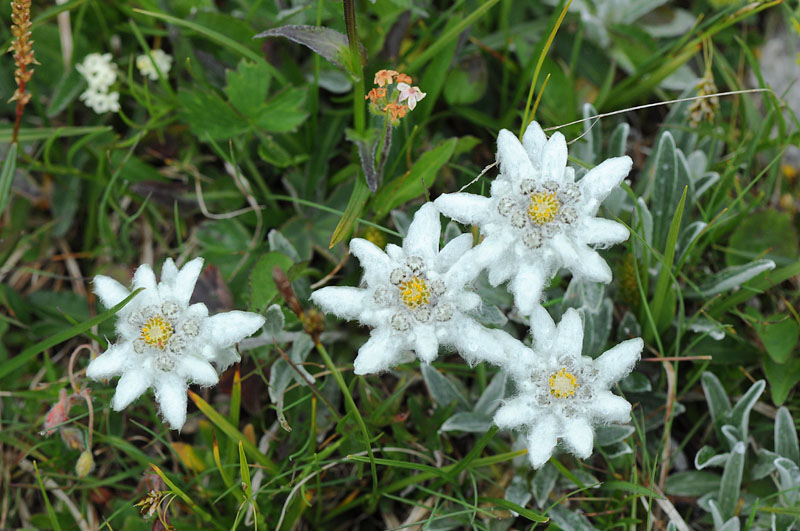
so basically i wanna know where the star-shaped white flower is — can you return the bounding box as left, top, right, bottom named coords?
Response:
left=434, top=121, right=632, bottom=316
left=396, top=82, right=426, bottom=110
left=76, top=53, right=118, bottom=92
left=86, top=257, right=265, bottom=430
left=493, top=307, right=642, bottom=468
left=311, top=203, right=519, bottom=374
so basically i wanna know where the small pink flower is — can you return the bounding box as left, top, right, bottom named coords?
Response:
left=374, top=69, right=398, bottom=87
left=396, top=83, right=426, bottom=110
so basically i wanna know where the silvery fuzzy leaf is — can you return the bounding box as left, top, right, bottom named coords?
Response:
left=422, top=363, right=470, bottom=412
left=595, top=425, right=635, bottom=447
left=695, top=259, right=776, bottom=298
left=474, top=372, right=508, bottom=415
left=504, top=475, right=532, bottom=517
left=439, top=412, right=493, bottom=433
left=268, top=229, right=300, bottom=263
left=532, top=462, right=558, bottom=508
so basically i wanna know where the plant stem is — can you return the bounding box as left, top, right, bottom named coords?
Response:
left=343, top=0, right=366, bottom=134
left=313, top=340, right=378, bottom=494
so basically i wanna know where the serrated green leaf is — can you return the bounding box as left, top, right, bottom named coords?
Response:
left=225, top=60, right=272, bottom=116
left=177, top=88, right=248, bottom=140
left=255, top=88, right=309, bottom=133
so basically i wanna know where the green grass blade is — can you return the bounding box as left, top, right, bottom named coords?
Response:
left=0, top=289, right=142, bottom=381
left=188, top=390, right=276, bottom=473
left=33, top=461, right=62, bottom=531
left=151, top=464, right=225, bottom=530
left=649, top=186, right=687, bottom=341
left=329, top=175, right=371, bottom=248
left=478, top=497, right=548, bottom=523
left=0, top=143, right=17, bottom=216
left=405, top=0, right=501, bottom=73
left=0, top=126, right=112, bottom=143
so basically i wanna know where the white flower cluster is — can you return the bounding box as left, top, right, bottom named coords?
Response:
left=136, top=49, right=173, bottom=81
left=87, top=258, right=265, bottom=430
left=77, top=53, right=120, bottom=114
left=312, top=121, right=644, bottom=468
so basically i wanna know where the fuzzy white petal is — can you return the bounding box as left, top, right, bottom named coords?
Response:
left=582, top=218, right=630, bottom=246
left=311, top=287, right=368, bottom=321
left=530, top=305, right=557, bottom=345
left=542, top=132, right=568, bottom=183
left=403, top=203, right=441, bottom=262
left=588, top=391, right=632, bottom=424
left=414, top=325, right=439, bottom=363
left=132, top=264, right=157, bottom=292
left=207, top=311, right=265, bottom=347
left=354, top=328, right=403, bottom=375
left=497, top=129, right=535, bottom=183
left=494, top=397, right=538, bottom=428
left=172, top=257, right=204, bottom=305
left=562, top=417, right=594, bottom=458
left=158, top=258, right=180, bottom=299
left=554, top=308, right=584, bottom=359
left=93, top=275, right=131, bottom=310
left=451, top=318, right=510, bottom=366
left=185, top=302, right=210, bottom=319
left=154, top=374, right=188, bottom=430
left=521, top=121, right=547, bottom=166
left=350, top=238, right=393, bottom=285
left=177, top=357, right=219, bottom=387
left=487, top=252, right=517, bottom=286
left=111, top=369, right=152, bottom=410
left=508, top=262, right=547, bottom=316
left=434, top=193, right=493, bottom=227
left=86, top=344, right=131, bottom=380
left=554, top=236, right=612, bottom=283
left=594, top=338, right=643, bottom=388
left=437, top=233, right=474, bottom=274
left=580, top=156, right=632, bottom=205
left=527, top=419, right=559, bottom=468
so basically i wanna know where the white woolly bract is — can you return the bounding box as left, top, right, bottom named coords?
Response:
left=86, top=257, right=265, bottom=430
left=310, top=203, right=520, bottom=374
left=493, top=308, right=643, bottom=468
left=435, top=121, right=632, bottom=318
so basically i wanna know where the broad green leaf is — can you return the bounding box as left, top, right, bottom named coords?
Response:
left=443, top=54, right=488, bottom=105
left=421, top=364, right=470, bottom=412
left=373, top=138, right=457, bottom=219
left=775, top=407, right=800, bottom=465
left=763, top=356, right=800, bottom=406
left=718, top=441, right=745, bottom=521
left=0, top=143, right=17, bottom=217
left=225, top=60, right=272, bottom=116
left=249, top=252, right=295, bottom=311
left=727, top=210, right=799, bottom=267
left=755, top=315, right=799, bottom=364
left=695, top=259, right=776, bottom=298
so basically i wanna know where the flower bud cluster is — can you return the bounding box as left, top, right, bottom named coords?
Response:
left=366, top=69, right=426, bottom=124
left=77, top=53, right=120, bottom=114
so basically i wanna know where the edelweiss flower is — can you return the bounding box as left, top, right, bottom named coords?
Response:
left=494, top=307, right=642, bottom=468
left=86, top=257, right=265, bottom=430
left=136, top=49, right=173, bottom=80
left=311, top=204, right=518, bottom=374
left=396, top=82, right=426, bottom=110
left=434, top=121, right=631, bottom=316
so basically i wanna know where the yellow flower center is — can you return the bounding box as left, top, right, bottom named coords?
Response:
left=549, top=368, right=579, bottom=399
left=140, top=315, right=173, bottom=349
left=398, top=276, right=430, bottom=309
left=527, top=192, right=560, bottom=225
